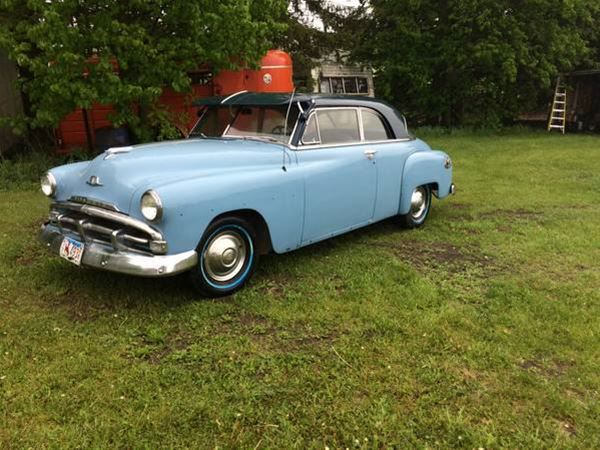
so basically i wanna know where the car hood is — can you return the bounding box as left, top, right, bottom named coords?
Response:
left=57, top=138, right=284, bottom=213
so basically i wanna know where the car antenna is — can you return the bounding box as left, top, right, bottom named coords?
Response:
left=282, top=88, right=296, bottom=172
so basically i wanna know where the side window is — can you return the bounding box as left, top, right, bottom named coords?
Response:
left=362, top=109, right=392, bottom=141
left=317, top=109, right=360, bottom=144
left=301, top=114, right=320, bottom=144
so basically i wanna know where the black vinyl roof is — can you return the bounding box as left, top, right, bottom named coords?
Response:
left=193, top=92, right=411, bottom=139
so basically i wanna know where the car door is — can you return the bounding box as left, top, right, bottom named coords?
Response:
left=359, top=107, right=415, bottom=220
left=296, top=107, right=378, bottom=244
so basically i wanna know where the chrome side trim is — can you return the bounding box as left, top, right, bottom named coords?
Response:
left=40, top=226, right=197, bottom=277
left=290, top=137, right=413, bottom=151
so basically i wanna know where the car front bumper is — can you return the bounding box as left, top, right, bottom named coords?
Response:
left=39, top=225, right=198, bottom=277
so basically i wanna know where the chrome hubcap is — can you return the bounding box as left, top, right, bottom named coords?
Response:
left=410, top=187, right=428, bottom=220
left=203, top=231, right=247, bottom=282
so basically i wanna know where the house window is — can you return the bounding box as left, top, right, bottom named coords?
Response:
left=319, top=76, right=369, bottom=95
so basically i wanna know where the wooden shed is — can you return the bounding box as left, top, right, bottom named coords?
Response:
left=519, top=69, right=600, bottom=133
left=562, top=69, right=600, bottom=132
left=310, top=54, right=374, bottom=97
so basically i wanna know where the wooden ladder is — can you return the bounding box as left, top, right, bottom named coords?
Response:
left=548, top=77, right=567, bottom=134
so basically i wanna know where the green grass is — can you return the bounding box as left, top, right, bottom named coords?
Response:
left=1, top=132, right=599, bottom=448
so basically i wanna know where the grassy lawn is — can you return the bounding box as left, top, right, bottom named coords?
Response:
left=1, top=132, right=599, bottom=448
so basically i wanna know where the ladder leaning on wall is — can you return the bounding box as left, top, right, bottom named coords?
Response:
left=547, top=77, right=567, bottom=134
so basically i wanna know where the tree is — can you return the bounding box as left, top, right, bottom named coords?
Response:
left=0, top=0, right=287, bottom=142
left=349, top=0, right=600, bottom=127
left=276, top=1, right=361, bottom=92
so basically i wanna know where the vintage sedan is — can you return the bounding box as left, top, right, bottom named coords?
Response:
left=39, top=92, right=455, bottom=296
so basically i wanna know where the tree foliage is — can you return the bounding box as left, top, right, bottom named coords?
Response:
left=0, top=0, right=287, bottom=141
left=349, top=0, right=600, bottom=127
left=276, top=0, right=361, bottom=92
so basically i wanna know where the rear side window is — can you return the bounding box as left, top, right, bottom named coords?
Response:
left=316, top=109, right=360, bottom=144
left=362, top=109, right=393, bottom=141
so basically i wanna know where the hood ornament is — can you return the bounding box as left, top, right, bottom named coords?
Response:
left=87, top=175, right=103, bottom=186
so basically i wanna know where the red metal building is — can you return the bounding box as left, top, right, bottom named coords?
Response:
left=55, top=50, right=294, bottom=153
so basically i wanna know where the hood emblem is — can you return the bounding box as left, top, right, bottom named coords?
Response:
left=87, top=175, right=103, bottom=186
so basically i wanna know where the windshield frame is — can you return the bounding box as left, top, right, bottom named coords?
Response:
left=190, top=104, right=300, bottom=147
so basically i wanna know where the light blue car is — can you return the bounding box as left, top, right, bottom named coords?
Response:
left=39, top=92, right=455, bottom=296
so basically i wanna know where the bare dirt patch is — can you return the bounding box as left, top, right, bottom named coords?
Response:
left=215, top=311, right=339, bottom=353
left=15, top=219, right=47, bottom=266
left=255, top=269, right=299, bottom=298
left=479, top=208, right=544, bottom=221
left=450, top=202, right=471, bottom=210
left=558, top=419, right=577, bottom=437
left=372, top=240, right=495, bottom=274
left=519, top=358, right=575, bottom=378
left=146, top=331, right=192, bottom=365
left=44, top=288, right=117, bottom=322
left=496, top=224, right=513, bottom=233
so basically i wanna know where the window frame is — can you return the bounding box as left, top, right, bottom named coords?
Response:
left=311, top=107, right=361, bottom=146
left=300, top=112, right=322, bottom=145
left=360, top=108, right=394, bottom=141
left=319, top=76, right=370, bottom=95
left=298, top=106, right=399, bottom=150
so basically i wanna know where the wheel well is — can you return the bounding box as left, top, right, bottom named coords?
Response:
left=211, top=209, right=273, bottom=255
left=427, top=182, right=439, bottom=197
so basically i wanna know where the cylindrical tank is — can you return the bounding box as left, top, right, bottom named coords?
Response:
left=214, top=50, right=294, bottom=95
left=244, top=49, right=294, bottom=93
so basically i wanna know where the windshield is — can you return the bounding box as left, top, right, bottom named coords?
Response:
left=190, top=105, right=299, bottom=144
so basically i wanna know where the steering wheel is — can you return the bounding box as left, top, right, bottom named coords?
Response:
left=271, top=125, right=286, bottom=135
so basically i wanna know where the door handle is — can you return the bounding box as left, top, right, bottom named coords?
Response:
left=364, top=149, right=378, bottom=160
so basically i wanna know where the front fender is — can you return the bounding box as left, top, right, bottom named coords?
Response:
left=144, top=167, right=304, bottom=255
left=48, top=161, right=92, bottom=201
left=399, top=150, right=453, bottom=215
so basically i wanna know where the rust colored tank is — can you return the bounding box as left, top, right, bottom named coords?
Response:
left=244, top=49, right=294, bottom=93
left=214, top=49, right=294, bottom=95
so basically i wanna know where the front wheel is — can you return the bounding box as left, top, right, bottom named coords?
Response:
left=189, top=217, right=258, bottom=297
left=398, top=185, right=432, bottom=228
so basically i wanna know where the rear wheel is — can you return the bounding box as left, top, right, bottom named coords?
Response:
left=189, top=217, right=258, bottom=297
left=398, top=185, right=432, bottom=228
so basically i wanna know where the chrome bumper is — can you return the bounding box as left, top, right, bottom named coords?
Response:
left=450, top=183, right=456, bottom=195
left=39, top=225, right=197, bottom=277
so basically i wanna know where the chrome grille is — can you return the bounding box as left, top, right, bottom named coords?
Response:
left=48, top=201, right=167, bottom=255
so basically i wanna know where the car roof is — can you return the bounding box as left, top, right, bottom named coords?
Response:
left=193, top=92, right=411, bottom=139
left=194, top=92, right=388, bottom=107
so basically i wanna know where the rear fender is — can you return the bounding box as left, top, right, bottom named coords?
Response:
left=399, top=150, right=453, bottom=215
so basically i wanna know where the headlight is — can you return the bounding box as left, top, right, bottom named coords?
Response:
left=444, top=156, right=452, bottom=169
left=41, top=172, right=57, bottom=197
left=140, top=190, right=163, bottom=222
